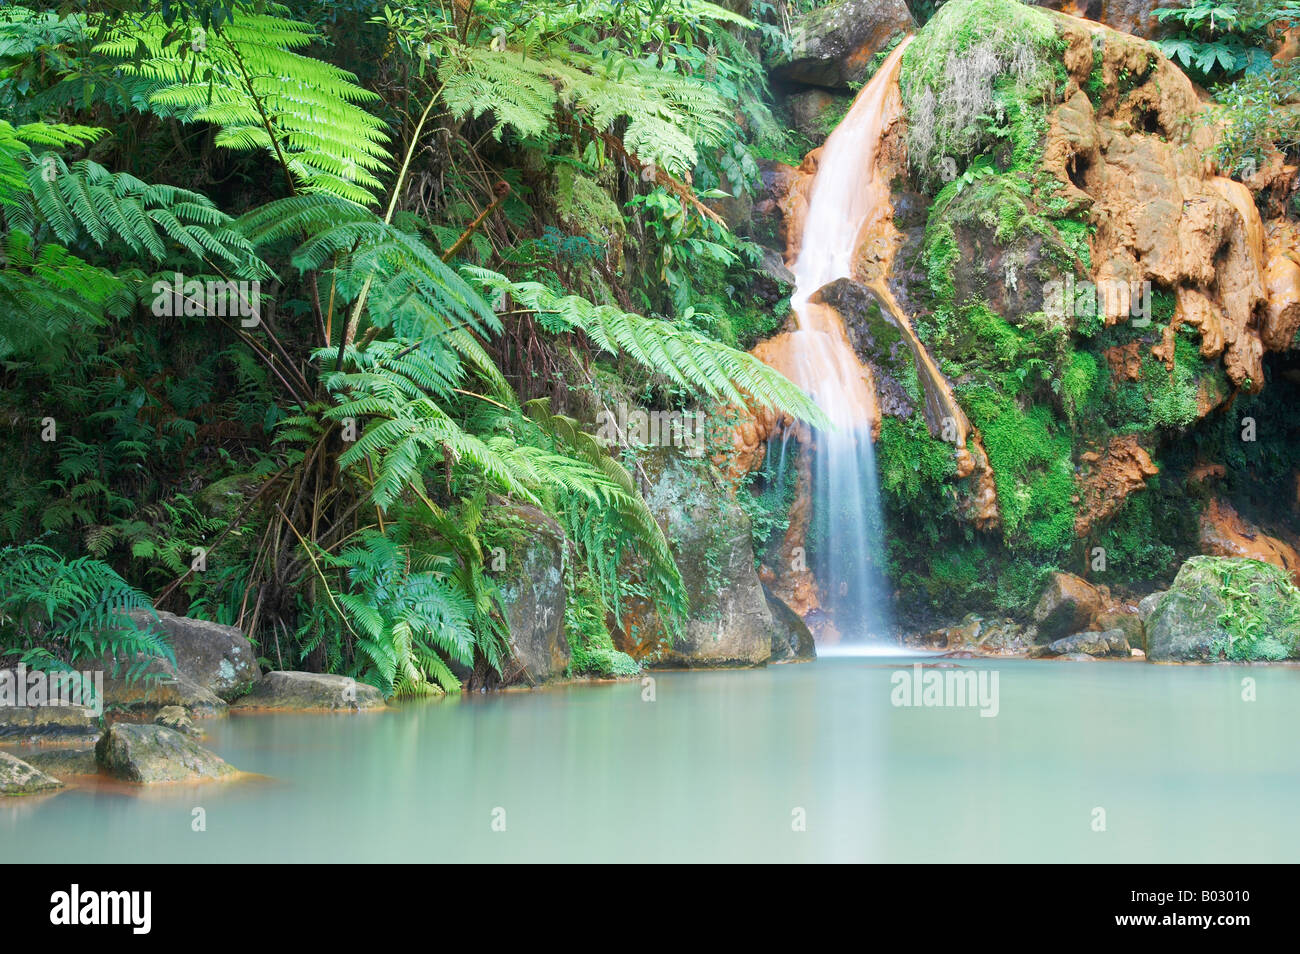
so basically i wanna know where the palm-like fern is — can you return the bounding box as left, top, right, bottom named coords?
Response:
left=13, top=155, right=266, bottom=275
left=0, top=542, right=171, bottom=674
left=238, top=193, right=499, bottom=348
left=94, top=6, right=390, bottom=204
left=470, top=268, right=828, bottom=425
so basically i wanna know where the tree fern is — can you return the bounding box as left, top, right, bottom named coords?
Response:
left=12, top=155, right=267, bottom=276
left=239, top=193, right=500, bottom=348
left=0, top=542, right=171, bottom=676
left=469, top=268, right=827, bottom=425
left=94, top=6, right=391, bottom=204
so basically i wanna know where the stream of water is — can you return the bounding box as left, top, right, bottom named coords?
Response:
left=5, top=657, right=1298, bottom=862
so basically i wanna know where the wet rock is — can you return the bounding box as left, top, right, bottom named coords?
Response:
left=154, top=705, right=203, bottom=738
left=617, top=448, right=775, bottom=667
left=15, top=747, right=98, bottom=778
left=1074, top=436, right=1160, bottom=537
left=772, top=0, right=915, bottom=88
left=904, top=614, right=1033, bottom=655
left=128, top=610, right=260, bottom=701
left=1035, top=0, right=1176, bottom=38
left=1198, top=498, right=1300, bottom=586
left=492, top=505, right=571, bottom=686
left=95, top=723, right=236, bottom=784
left=1095, top=608, right=1145, bottom=653
left=764, top=585, right=816, bottom=663
left=1032, top=572, right=1104, bottom=642
left=0, top=750, right=63, bottom=795
left=0, top=704, right=99, bottom=745
left=230, top=671, right=386, bottom=711
left=1146, top=556, right=1300, bottom=661
left=97, top=656, right=227, bottom=720
left=786, top=88, right=851, bottom=141
left=1031, top=629, right=1130, bottom=658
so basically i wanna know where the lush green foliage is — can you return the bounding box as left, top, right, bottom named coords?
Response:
left=0, top=0, right=818, bottom=695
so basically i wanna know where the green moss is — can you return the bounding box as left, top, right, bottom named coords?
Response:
left=962, top=383, right=1075, bottom=552
left=1062, top=349, right=1100, bottom=419
left=1200, top=556, right=1300, bottom=661
left=900, top=0, right=1063, bottom=180
left=878, top=414, right=958, bottom=505
left=565, top=572, right=640, bottom=677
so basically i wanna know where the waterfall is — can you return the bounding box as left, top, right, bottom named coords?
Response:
left=768, top=40, right=915, bottom=643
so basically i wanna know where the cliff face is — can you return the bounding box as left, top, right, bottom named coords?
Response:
left=741, top=0, right=1300, bottom=626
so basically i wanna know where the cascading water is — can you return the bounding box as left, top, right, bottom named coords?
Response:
left=764, top=40, right=915, bottom=643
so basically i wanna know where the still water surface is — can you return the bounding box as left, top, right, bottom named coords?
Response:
left=3, top=656, right=1297, bottom=862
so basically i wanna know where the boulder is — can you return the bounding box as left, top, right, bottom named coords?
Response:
left=1146, top=556, right=1300, bottom=661
left=764, top=585, right=816, bottom=663
left=493, top=505, right=571, bottom=685
left=617, top=448, right=775, bottom=667
left=0, top=750, right=63, bottom=795
left=772, top=0, right=915, bottom=88
left=786, top=88, right=851, bottom=141
left=1198, top=498, right=1300, bottom=586
left=1031, top=628, right=1130, bottom=658
left=95, top=723, right=237, bottom=783
left=0, top=704, right=99, bottom=745
left=129, top=609, right=260, bottom=701
left=1095, top=608, right=1145, bottom=653
left=1032, top=572, right=1104, bottom=641
left=155, top=705, right=202, bottom=738
left=1137, top=590, right=1165, bottom=622
left=15, top=746, right=98, bottom=778
left=230, top=671, right=386, bottom=712
left=97, top=656, right=227, bottom=720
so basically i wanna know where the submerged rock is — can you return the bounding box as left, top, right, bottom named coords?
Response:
left=15, top=746, right=98, bottom=778
left=0, top=750, right=63, bottom=795
left=230, top=671, right=386, bottom=711
left=1031, top=629, right=1130, bottom=658
left=772, top=0, right=915, bottom=88
left=0, top=704, right=99, bottom=745
left=96, top=723, right=236, bottom=783
left=1146, top=556, right=1300, bottom=661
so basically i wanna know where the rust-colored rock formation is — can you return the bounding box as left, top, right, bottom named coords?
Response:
left=1199, top=497, right=1300, bottom=586
left=1074, top=435, right=1160, bottom=537
left=1046, top=15, right=1294, bottom=395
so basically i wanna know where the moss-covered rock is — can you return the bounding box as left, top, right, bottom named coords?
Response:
left=1146, top=556, right=1300, bottom=662
left=492, top=504, right=571, bottom=685
left=0, top=750, right=63, bottom=796
left=95, top=723, right=237, bottom=784
left=771, top=0, right=914, bottom=88
left=619, top=448, right=776, bottom=668
left=231, top=671, right=386, bottom=711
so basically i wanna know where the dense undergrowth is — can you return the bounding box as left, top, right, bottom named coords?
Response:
left=0, top=0, right=821, bottom=693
